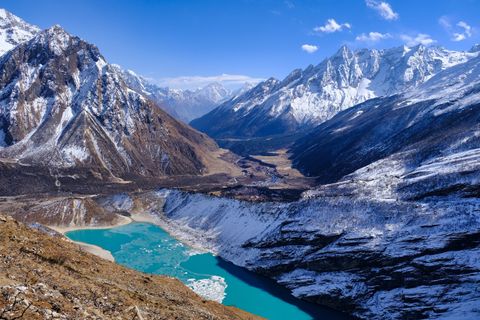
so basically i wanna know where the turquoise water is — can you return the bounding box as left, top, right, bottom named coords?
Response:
left=66, top=222, right=349, bottom=320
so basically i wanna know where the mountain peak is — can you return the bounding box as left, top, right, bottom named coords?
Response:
left=0, top=8, right=8, bottom=18
left=39, top=24, right=71, bottom=41
left=202, top=82, right=225, bottom=90
left=265, top=77, right=279, bottom=84
left=29, top=24, right=102, bottom=58
left=192, top=44, right=476, bottom=139
left=0, top=8, right=39, bottom=55
left=333, top=45, right=353, bottom=59
left=46, top=24, right=65, bottom=33
left=0, top=19, right=221, bottom=178
left=470, top=43, right=480, bottom=53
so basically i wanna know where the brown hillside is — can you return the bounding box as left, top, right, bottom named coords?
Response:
left=0, top=214, right=262, bottom=320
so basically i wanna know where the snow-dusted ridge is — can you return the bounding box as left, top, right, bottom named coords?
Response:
left=192, top=44, right=479, bottom=138
left=0, top=8, right=39, bottom=56
left=153, top=54, right=480, bottom=319
left=291, top=50, right=480, bottom=184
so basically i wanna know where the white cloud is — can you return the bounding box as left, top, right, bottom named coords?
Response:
left=439, top=17, right=473, bottom=42
left=452, top=21, right=472, bottom=42
left=438, top=16, right=451, bottom=30
left=356, top=32, right=392, bottom=42
left=155, top=74, right=265, bottom=90
left=400, top=33, right=436, bottom=47
left=457, top=21, right=472, bottom=37
left=366, top=0, right=399, bottom=20
left=452, top=33, right=466, bottom=42
left=301, top=44, right=318, bottom=53
left=314, top=19, right=351, bottom=33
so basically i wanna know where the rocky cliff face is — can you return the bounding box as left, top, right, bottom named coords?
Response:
left=151, top=186, right=480, bottom=320
left=0, top=24, right=221, bottom=180
left=192, top=45, right=477, bottom=138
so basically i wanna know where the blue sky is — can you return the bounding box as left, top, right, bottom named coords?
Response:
left=2, top=0, right=479, bottom=89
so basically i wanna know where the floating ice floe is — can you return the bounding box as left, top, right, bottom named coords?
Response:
left=187, top=276, right=227, bottom=303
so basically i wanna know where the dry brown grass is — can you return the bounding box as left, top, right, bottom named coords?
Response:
left=0, top=215, right=262, bottom=320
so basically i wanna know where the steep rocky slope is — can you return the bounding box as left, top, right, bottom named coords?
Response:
left=291, top=48, right=480, bottom=189
left=0, top=24, right=224, bottom=180
left=192, top=45, right=477, bottom=139
left=138, top=185, right=479, bottom=320
left=0, top=214, right=260, bottom=320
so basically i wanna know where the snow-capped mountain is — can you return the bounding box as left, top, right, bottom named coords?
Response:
left=291, top=47, right=480, bottom=188
left=112, top=66, right=232, bottom=123
left=0, top=24, right=221, bottom=179
left=192, top=45, right=478, bottom=138
left=0, top=8, right=39, bottom=56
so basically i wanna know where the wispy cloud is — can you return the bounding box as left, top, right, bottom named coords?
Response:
left=453, top=21, right=472, bottom=41
left=314, top=19, right=351, bottom=33
left=301, top=44, right=318, bottom=53
left=366, top=0, right=399, bottom=20
left=356, top=32, right=392, bottom=42
left=438, top=16, right=451, bottom=30
left=284, top=0, right=295, bottom=9
left=400, top=33, right=436, bottom=47
left=154, top=74, right=265, bottom=90
left=439, top=16, right=473, bottom=42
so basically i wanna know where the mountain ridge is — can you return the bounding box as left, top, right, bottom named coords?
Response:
left=192, top=44, right=478, bottom=139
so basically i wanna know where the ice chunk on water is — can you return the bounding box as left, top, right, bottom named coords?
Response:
left=187, top=276, right=227, bottom=303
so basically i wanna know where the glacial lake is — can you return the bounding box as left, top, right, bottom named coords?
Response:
left=66, top=222, right=350, bottom=320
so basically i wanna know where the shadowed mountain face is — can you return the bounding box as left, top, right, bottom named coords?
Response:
left=191, top=45, right=477, bottom=140
left=0, top=25, right=220, bottom=179
left=291, top=53, right=480, bottom=190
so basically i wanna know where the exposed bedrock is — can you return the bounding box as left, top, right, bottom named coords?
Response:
left=153, top=190, right=480, bottom=320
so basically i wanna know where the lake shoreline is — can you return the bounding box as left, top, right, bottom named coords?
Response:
left=51, top=210, right=210, bottom=262
left=50, top=213, right=155, bottom=261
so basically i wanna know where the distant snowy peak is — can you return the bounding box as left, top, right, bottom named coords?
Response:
left=111, top=65, right=233, bottom=122
left=232, top=82, right=257, bottom=98
left=110, top=65, right=154, bottom=96
left=195, top=82, right=231, bottom=103
left=192, top=44, right=478, bottom=138
left=0, top=8, right=39, bottom=55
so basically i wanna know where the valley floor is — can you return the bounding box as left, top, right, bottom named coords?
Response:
left=1, top=147, right=479, bottom=320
